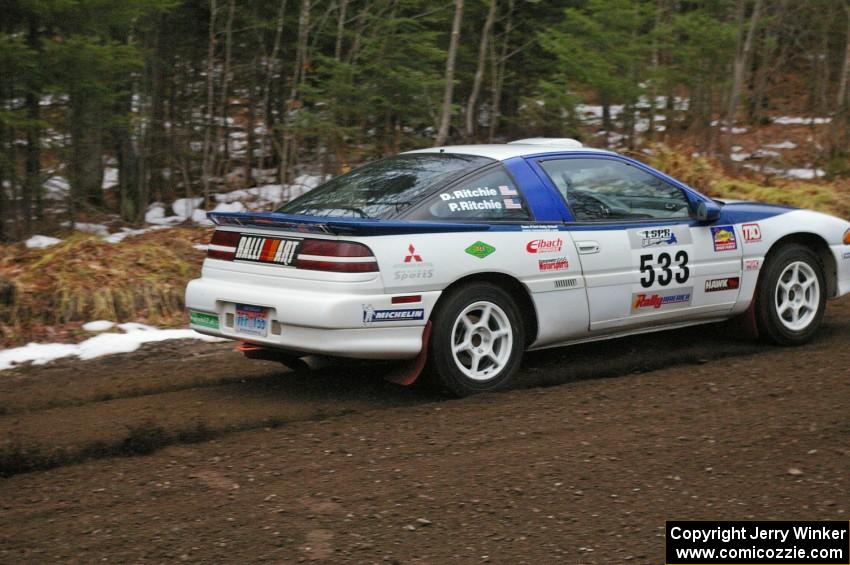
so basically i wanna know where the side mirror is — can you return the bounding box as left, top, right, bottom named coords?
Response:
left=696, top=200, right=722, bottom=223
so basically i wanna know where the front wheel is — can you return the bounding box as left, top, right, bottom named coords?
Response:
left=428, top=283, right=525, bottom=396
left=755, top=244, right=826, bottom=345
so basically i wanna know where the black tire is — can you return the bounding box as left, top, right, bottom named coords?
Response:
left=755, top=244, right=826, bottom=346
left=427, top=282, right=525, bottom=397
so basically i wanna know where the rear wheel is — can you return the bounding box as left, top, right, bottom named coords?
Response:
left=755, top=244, right=826, bottom=345
left=428, top=283, right=525, bottom=396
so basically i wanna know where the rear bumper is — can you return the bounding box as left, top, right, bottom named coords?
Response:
left=185, top=277, right=438, bottom=360
left=833, top=244, right=850, bottom=298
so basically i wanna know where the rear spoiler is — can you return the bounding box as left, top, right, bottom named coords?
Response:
left=208, top=211, right=492, bottom=236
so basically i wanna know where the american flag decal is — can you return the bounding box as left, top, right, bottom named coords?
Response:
left=235, top=235, right=301, bottom=266
left=503, top=197, right=522, bottom=210
left=498, top=185, right=518, bottom=196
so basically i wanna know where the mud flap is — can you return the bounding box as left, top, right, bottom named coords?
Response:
left=383, top=321, right=432, bottom=386
left=740, top=298, right=760, bottom=339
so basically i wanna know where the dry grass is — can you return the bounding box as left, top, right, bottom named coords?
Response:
left=645, top=145, right=850, bottom=219
left=0, top=227, right=211, bottom=347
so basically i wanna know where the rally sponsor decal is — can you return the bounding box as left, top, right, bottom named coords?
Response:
left=538, top=257, right=569, bottom=272
left=710, top=225, right=738, bottom=251
left=403, top=244, right=422, bottom=263
left=526, top=237, right=564, bottom=254
left=521, top=224, right=560, bottom=232
left=362, top=305, right=424, bottom=324
left=704, top=277, right=740, bottom=292
left=745, top=259, right=761, bottom=271
left=394, top=243, right=433, bottom=282
left=190, top=311, right=219, bottom=329
left=631, top=287, right=693, bottom=312
left=465, top=241, right=496, bottom=259
left=742, top=223, right=762, bottom=243
left=235, top=235, right=301, bottom=265
left=628, top=226, right=692, bottom=249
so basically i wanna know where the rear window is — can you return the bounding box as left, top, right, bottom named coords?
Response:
left=405, top=165, right=531, bottom=221
left=277, top=153, right=493, bottom=219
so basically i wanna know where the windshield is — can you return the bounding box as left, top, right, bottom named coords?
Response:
left=277, top=153, right=494, bottom=219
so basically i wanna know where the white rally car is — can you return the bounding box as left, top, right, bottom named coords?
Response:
left=186, top=138, right=850, bottom=396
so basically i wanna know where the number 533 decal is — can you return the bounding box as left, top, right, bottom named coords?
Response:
left=639, top=251, right=690, bottom=288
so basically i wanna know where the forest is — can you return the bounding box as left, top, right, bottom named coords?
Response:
left=1, top=0, right=850, bottom=242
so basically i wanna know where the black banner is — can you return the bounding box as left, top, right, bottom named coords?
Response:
left=666, top=521, right=850, bottom=564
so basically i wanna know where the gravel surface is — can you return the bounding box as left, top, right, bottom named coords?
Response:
left=1, top=297, right=848, bottom=563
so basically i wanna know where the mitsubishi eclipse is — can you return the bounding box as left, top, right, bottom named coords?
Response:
left=186, top=138, right=850, bottom=396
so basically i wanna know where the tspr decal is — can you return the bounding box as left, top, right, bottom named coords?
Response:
left=628, top=226, right=692, bottom=249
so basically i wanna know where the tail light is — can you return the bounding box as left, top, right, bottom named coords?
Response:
left=296, top=239, right=378, bottom=273
left=207, top=230, right=240, bottom=260
left=206, top=230, right=378, bottom=273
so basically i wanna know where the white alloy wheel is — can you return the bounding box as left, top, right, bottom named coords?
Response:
left=774, top=260, right=820, bottom=331
left=450, top=301, right=513, bottom=381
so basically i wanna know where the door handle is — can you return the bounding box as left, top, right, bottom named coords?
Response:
left=576, top=241, right=600, bottom=254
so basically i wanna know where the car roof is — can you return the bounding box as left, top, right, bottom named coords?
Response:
left=405, top=139, right=615, bottom=161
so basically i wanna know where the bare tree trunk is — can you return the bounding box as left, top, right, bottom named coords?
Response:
left=201, top=0, right=217, bottom=208
left=725, top=0, right=763, bottom=137
left=280, top=0, right=311, bottom=185
left=488, top=0, right=513, bottom=142
left=215, top=0, right=235, bottom=182
left=246, top=72, right=257, bottom=188
left=335, top=0, right=348, bottom=61
left=23, top=14, right=41, bottom=234
left=261, top=0, right=287, bottom=171
left=435, top=0, right=464, bottom=146
left=836, top=2, right=850, bottom=110
left=465, top=0, right=497, bottom=141
left=0, top=118, right=6, bottom=241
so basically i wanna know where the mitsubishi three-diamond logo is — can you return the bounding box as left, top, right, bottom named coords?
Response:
left=404, top=244, right=422, bottom=263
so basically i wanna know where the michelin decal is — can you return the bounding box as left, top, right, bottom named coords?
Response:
left=363, top=305, right=425, bottom=325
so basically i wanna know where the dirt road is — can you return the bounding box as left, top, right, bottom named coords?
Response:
left=1, top=298, right=849, bottom=563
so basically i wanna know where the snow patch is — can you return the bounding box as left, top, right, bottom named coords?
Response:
left=784, top=168, right=825, bottom=180
left=773, top=116, right=831, bottom=125
left=102, top=167, right=118, bottom=189
left=43, top=176, right=70, bottom=201
left=103, top=225, right=168, bottom=244
left=172, top=197, right=204, bottom=219
left=763, top=140, right=797, bottom=149
left=82, top=320, right=115, bottom=332
left=25, top=235, right=62, bottom=249
left=0, top=323, right=225, bottom=371
left=73, top=222, right=110, bottom=237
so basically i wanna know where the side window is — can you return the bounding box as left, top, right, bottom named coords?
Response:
left=407, top=166, right=531, bottom=221
left=539, top=158, right=691, bottom=221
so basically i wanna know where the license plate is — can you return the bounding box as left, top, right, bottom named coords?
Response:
left=235, top=235, right=301, bottom=266
left=235, top=304, right=269, bottom=337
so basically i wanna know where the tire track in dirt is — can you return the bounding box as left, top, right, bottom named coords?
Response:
left=1, top=297, right=848, bottom=478
left=0, top=300, right=848, bottom=562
